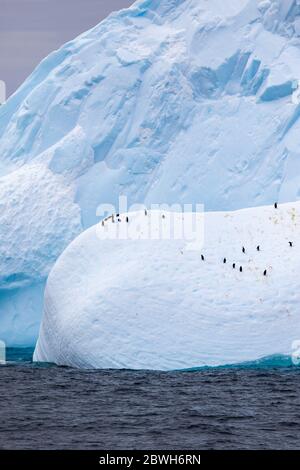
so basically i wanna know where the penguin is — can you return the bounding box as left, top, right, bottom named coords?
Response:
left=162, top=214, right=166, bottom=219
left=289, top=241, right=293, bottom=247
left=240, top=266, right=243, bottom=272
left=257, top=245, right=260, bottom=251
left=116, top=213, right=120, bottom=217
left=145, top=209, right=148, bottom=216
left=263, top=270, right=267, bottom=276
left=274, top=202, right=278, bottom=209
left=223, top=258, right=227, bottom=264
left=201, top=255, right=205, bottom=261
left=242, top=247, right=246, bottom=254
left=233, top=263, right=236, bottom=269
left=118, top=218, right=121, bottom=222
left=126, top=216, right=129, bottom=223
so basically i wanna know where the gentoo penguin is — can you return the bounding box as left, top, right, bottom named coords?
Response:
left=257, top=245, right=260, bottom=251
left=289, top=241, right=293, bottom=247
left=242, top=247, right=245, bottom=253
left=201, top=255, right=205, bottom=261
left=274, top=202, right=278, bottom=209
left=240, top=266, right=243, bottom=272
left=233, top=263, right=236, bottom=269
left=223, top=258, right=227, bottom=264
left=263, top=270, right=267, bottom=276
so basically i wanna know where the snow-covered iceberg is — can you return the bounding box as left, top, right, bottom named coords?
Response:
left=2, top=0, right=300, bottom=345
left=34, top=204, right=300, bottom=369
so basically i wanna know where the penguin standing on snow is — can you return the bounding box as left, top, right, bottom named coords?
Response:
left=233, top=263, right=236, bottom=269
left=289, top=241, right=293, bottom=247
left=201, top=255, right=205, bottom=261
left=274, top=202, right=278, bottom=209
left=257, top=245, right=260, bottom=251
left=263, top=270, right=267, bottom=276
left=145, top=209, right=148, bottom=216
left=242, top=247, right=246, bottom=254
left=240, top=266, right=243, bottom=272
left=126, top=216, right=129, bottom=223
left=223, top=258, right=227, bottom=264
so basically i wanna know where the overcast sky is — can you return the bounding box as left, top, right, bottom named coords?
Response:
left=0, top=0, right=134, bottom=96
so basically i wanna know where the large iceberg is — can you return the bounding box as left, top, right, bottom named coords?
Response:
left=34, top=204, right=300, bottom=369
left=2, top=0, right=300, bottom=345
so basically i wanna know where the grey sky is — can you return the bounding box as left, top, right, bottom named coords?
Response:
left=0, top=0, right=134, bottom=96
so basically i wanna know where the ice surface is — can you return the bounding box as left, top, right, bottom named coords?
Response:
left=34, top=204, right=300, bottom=369
left=2, top=0, right=300, bottom=344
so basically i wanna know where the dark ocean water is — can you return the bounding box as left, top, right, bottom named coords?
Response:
left=1, top=348, right=300, bottom=450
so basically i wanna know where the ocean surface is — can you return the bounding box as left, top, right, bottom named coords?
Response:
left=1, top=348, right=300, bottom=450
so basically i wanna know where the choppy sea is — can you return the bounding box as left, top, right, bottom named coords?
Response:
left=1, top=348, right=300, bottom=450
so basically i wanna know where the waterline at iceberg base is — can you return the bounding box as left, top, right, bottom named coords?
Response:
left=34, top=204, right=300, bottom=370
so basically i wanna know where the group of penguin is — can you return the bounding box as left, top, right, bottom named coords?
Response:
left=200, top=202, right=294, bottom=277
left=101, top=209, right=151, bottom=228
left=101, top=203, right=294, bottom=277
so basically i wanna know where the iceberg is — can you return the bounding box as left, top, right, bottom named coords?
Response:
left=34, top=204, right=300, bottom=369
left=2, top=0, right=300, bottom=345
